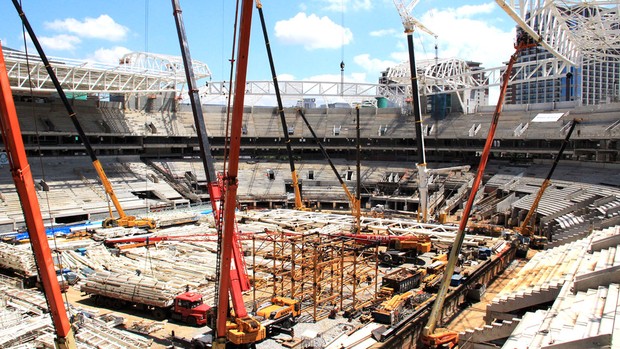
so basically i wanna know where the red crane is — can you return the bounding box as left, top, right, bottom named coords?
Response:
left=0, top=46, right=77, bottom=349
left=171, top=0, right=264, bottom=346
left=420, top=31, right=539, bottom=348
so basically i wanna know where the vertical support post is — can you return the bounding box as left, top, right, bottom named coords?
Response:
left=352, top=246, right=357, bottom=307
left=340, top=239, right=345, bottom=310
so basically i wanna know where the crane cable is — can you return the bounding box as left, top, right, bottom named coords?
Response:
left=18, top=0, right=74, bottom=322
left=144, top=0, right=150, bottom=216
left=223, top=0, right=242, bottom=176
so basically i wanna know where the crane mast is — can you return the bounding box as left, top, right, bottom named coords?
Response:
left=296, top=108, right=361, bottom=230
left=214, top=1, right=262, bottom=345
left=170, top=0, right=262, bottom=346
left=171, top=0, right=250, bottom=304
left=0, top=45, right=77, bottom=349
left=393, top=0, right=436, bottom=222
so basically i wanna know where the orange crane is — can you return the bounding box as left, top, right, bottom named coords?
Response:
left=518, top=118, right=580, bottom=250
left=0, top=46, right=77, bottom=349
left=419, top=31, right=538, bottom=348
left=171, top=0, right=263, bottom=346
left=10, top=1, right=156, bottom=231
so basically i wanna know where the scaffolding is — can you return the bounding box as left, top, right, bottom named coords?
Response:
left=251, top=230, right=379, bottom=321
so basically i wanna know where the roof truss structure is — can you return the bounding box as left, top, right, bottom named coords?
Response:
left=496, top=0, right=620, bottom=65
left=3, top=50, right=210, bottom=94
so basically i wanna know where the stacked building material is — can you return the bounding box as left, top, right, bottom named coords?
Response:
left=81, top=270, right=183, bottom=308
left=0, top=243, right=37, bottom=277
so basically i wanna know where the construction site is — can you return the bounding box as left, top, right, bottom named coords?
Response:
left=1, top=1, right=620, bottom=349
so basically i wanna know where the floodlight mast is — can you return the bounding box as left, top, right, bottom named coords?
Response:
left=393, top=0, right=437, bottom=222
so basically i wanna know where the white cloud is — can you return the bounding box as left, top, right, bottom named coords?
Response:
left=275, top=13, right=352, bottom=50
left=277, top=73, right=296, bottom=81
left=390, top=51, right=408, bottom=62
left=87, top=46, right=131, bottom=66
left=45, top=15, right=129, bottom=42
left=321, top=0, right=372, bottom=12
left=39, top=34, right=81, bottom=51
left=354, top=54, right=397, bottom=75
left=420, top=5, right=515, bottom=69
left=370, top=29, right=398, bottom=37
left=456, top=3, right=496, bottom=18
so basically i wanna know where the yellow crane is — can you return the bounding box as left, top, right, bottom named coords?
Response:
left=11, top=2, right=156, bottom=231
left=518, top=119, right=580, bottom=249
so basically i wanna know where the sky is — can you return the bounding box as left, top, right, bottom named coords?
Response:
left=0, top=0, right=517, bottom=99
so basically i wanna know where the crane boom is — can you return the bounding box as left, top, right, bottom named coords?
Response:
left=170, top=2, right=258, bottom=346
left=171, top=0, right=250, bottom=298
left=296, top=108, right=361, bottom=227
left=255, top=0, right=304, bottom=210
left=214, top=1, right=265, bottom=346
left=0, top=45, right=77, bottom=349
left=420, top=33, right=538, bottom=348
left=393, top=0, right=435, bottom=222
left=11, top=0, right=156, bottom=230
left=519, top=119, right=579, bottom=238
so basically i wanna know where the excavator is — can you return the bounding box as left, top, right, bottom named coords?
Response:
left=172, top=0, right=267, bottom=346
left=10, top=1, right=156, bottom=231
left=517, top=118, right=580, bottom=252
left=419, top=30, right=539, bottom=348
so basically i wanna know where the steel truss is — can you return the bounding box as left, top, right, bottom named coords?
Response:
left=384, top=57, right=572, bottom=111
left=3, top=50, right=210, bottom=94
left=496, top=0, right=620, bottom=65
left=495, top=1, right=620, bottom=105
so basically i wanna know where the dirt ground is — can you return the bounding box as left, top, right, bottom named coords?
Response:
left=65, top=286, right=209, bottom=348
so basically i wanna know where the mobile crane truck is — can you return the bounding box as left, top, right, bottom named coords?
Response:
left=81, top=271, right=211, bottom=325
left=256, top=296, right=301, bottom=336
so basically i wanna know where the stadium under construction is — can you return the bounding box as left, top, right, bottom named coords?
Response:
left=1, top=1, right=620, bottom=349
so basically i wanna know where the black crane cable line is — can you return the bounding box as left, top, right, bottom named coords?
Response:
left=223, top=0, right=242, bottom=176
left=211, top=0, right=241, bottom=316
left=144, top=0, right=150, bottom=215
left=17, top=1, right=73, bottom=319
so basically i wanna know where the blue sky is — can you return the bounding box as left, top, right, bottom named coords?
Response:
left=1, top=0, right=517, bottom=86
